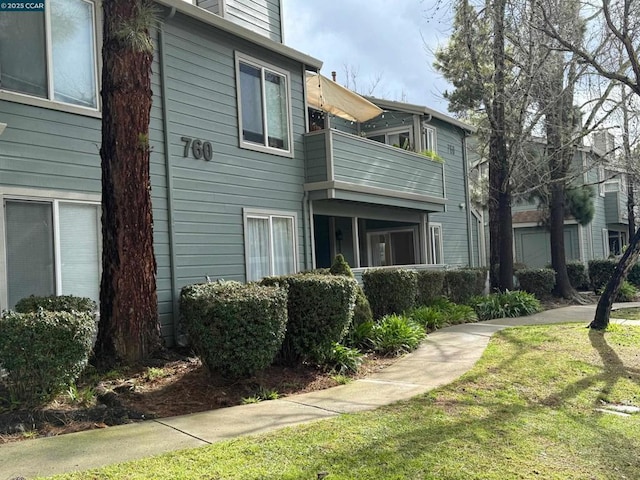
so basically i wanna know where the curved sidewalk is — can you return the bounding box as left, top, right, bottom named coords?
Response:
left=2, top=303, right=640, bottom=479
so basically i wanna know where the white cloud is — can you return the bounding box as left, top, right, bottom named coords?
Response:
left=282, top=0, right=453, bottom=112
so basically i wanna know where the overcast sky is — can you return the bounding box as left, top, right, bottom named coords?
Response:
left=282, top=0, right=455, bottom=113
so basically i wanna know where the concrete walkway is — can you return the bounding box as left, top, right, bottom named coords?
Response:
left=2, top=303, right=640, bottom=479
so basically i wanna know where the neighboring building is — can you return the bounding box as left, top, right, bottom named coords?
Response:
left=512, top=136, right=629, bottom=268
left=0, top=0, right=481, bottom=344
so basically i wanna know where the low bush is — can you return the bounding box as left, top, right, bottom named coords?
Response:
left=342, top=320, right=375, bottom=350
left=0, top=308, right=97, bottom=407
left=469, top=290, right=542, bottom=321
left=328, top=255, right=374, bottom=341
left=515, top=268, right=556, bottom=297
left=14, top=294, right=97, bottom=314
left=407, top=298, right=477, bottom=331
left=321, top=343, right=363, bottom=374
left=371, top=314, right=425, bottom=356
left=262, top=274, right=357, bottom=364
left=406, top=305, right=447, bottom=331
left=363, top=269, right=417, bottom=319
left=445, top=268, right=487, bottom=304
left=566, top=261, right=590, bottom=290
left=180, top=281, right=287, bottom=378
left=616, top=281, right=638, bottom=302
left=588, top=259, right=617, bottom=293
left=416, top=270, right=446, bottom=306
left=626, top=263, right=640, bottom=288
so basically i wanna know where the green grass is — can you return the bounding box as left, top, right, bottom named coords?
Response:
left=48, top=324, right=640, bottom=480
left=611, top=306, right=640, bottom=320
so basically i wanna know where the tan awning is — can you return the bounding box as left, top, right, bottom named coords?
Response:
left=305, top=72, right=383, bottom=123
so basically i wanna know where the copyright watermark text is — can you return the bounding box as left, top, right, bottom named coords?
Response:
left=0, top=2, right=45, bottom=11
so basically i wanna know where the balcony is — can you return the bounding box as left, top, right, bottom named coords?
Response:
left=604, top=184, right=628, bottom=225
left=304, top=129, right=446, bottom=212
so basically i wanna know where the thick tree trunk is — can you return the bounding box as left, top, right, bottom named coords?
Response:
left=591, top=225, right=640, bottom=329
left=489, top=0, right=513, bottom=292
left=95, top=0, right=161, bottom=367
left=549, top=182, right=573, bottom=297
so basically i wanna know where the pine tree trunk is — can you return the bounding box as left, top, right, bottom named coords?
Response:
left=549, top=183, right=573, bottom=297
left=489, top=0, right=513, bottom=292
left=95, top=0, right=161, bottom=367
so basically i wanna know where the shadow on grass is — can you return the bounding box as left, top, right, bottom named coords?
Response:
left=291, top=327, right=640, bottom=479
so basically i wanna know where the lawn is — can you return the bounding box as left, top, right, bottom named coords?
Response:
left=49, top=324, right=640, bottom=480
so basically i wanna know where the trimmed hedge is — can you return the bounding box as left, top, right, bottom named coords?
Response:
left=444, top=268, right=487, bottom=304
left=328, top=255, right=373, bottom=337
left=14, top=294, right=97, bottom=314
left=262, top=274, right=357, bottom=364
left=180, top=281, right=287, bottom=378
left=416, top=270, right=446, bottom=306
left=362, top=269, right=417, bottom=319
left=566, top=261, right=590, bottom=290
left=0, top=308, right=97, bottom=407
left=588, top=259, right=617, bottom=293
left=515, top=268, right=556, bottom=297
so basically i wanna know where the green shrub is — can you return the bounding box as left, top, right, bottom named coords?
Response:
left=342, top=320, right=375, bottom=350
left=445, top=268, right=486, bottom=303
left=407, top=299, right=477, bottom=330
left=627, top=263, right=640, bottom=288
left=362, top=269, right=417, bottom=319
left=180, top=281, right=287, bottom=378
left=329, top=254, right=353, bottom=277
left=566, top=261, right=589, bottom=290
left=0, top=308, right=97, bottom=407
left=416, top=270, right=446, bottom=306
left=262, top=274, right=357, bottom=364
left=588, top=259, right=617, bottom=293
left=406, top=306, right=446, bottom=331
left=371, top=314, right=425, bottom=356
left=321, top=343, right=363, bottom=374
left=515, top=268, right=556, bottom=297
left=469, top=290, right=542, bottom=321
left=14, top=294, right=97, bottom=314
left=616, top=281, right=638, bottom=302
left=328, top=255, right=374, bottom=341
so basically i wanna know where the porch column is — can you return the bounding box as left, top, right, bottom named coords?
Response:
left=352, top=217, right=361, bottom=268
left=420, top=213, right=429, bottom=264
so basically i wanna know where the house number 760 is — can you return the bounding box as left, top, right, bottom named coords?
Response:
left=181, top=136, right=213, bottom=161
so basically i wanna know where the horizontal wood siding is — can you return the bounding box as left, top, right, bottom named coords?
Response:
left=428, top=118, right=470, bottom=266
left=226, top=0, right=282, bottom=42
left=328, top=130, right=444, bottom=198
left=0, top=101, right=101, bottom=193
left=163, top=14, right=307, bottom=292
left=304, top=132, right=328, bottom=183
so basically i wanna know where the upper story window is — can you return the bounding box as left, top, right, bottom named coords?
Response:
left=423, top=126, right=437, bottom=152
left=0, top=0, right=98, bottom=109
left=236, top=53, right=292, bottom=156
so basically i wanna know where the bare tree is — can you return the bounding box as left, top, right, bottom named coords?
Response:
left=538, top=0, right=640, bottom=328
left=94, top=0, right=161, bottom=367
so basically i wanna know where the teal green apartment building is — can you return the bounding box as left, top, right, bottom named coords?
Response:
left=0, top=0, right=482, bottom=344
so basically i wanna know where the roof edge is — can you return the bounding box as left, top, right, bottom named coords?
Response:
left=366, top=96, right=476, bottom=133
left=154, top=0, right=323, bottom=70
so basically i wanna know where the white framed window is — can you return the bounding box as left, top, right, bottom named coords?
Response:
left=368, top=128, right=413, bottom=150
left=243, top=209, right=298, bottom=281
left=423, top=125, right=437, bottom=153
left=0, top=0, right=99, bottom=109
left=235, top=53, right=292, bottom=156
left=429, top=223, right=444, bottom=265
left=1, top=195, right=101, bottom=310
